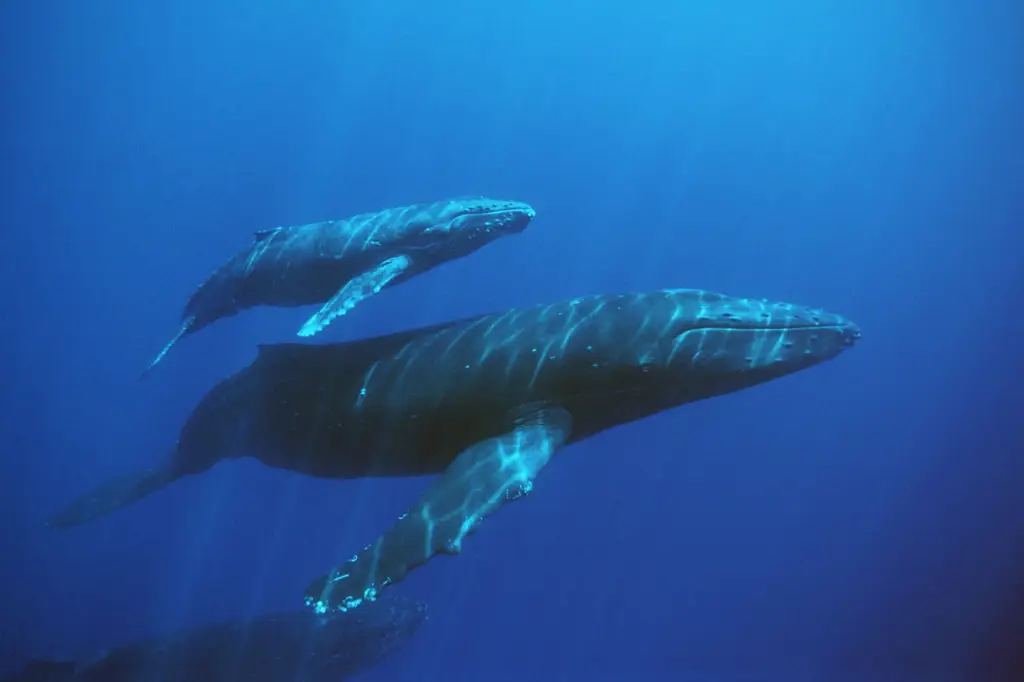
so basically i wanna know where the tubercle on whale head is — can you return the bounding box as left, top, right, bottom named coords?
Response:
left=648, top=290, right=862, bottom=381
left=419, top=197, right=536, bottom=250
left=447, top=195, right=535, bottom=220
left=558, top=290, right=860, bottom=398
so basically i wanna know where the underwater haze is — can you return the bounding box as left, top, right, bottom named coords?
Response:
left=1, top=0, right=1022, bottom=681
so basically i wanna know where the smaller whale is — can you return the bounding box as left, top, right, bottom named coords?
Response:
left=140, top=196, right=535, bottom=378
left=0, top=596, right=427, bottom=682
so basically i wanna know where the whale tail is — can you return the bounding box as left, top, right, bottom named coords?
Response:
left=138, top=316, right=196, bottom=381
left=45, top=458, right=184, bottom=531
left=5, top=659, right=77, bottom=682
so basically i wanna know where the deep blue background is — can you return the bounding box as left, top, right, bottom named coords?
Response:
left=2, top=1, right=1022, bottom=680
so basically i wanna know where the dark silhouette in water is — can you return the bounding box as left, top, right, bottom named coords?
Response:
left=140, top=196, right=535, bottom=378
left=1, top=596, right=426, bottom=682
left=47, top=288, right=860, bottom=614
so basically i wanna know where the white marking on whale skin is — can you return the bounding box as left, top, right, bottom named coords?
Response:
left=244, top=227, right=282, bottom=274
left=438, top=316, right=490, bottom=362
left=359, top=212, right=393, bottom=252
left=354, top=361, right=380, bottom=411
left=339, top=217, right=367, bottom=257
left=527, top=338, right=558, bottom=389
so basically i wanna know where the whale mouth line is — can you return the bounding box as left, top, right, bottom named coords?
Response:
left=425, top=206, right=534, bottom=241
left=433, top=206, right=531, bottom=230
left=470, top=206, right=531, bottom=218
left=690, top=323, right=856, bottom=333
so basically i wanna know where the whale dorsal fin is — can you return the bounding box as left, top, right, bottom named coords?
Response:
left=253, top=227, right=282, bottom=242
left=256, top=314, right=484, bottom=369
left=255, top=342, right=320, bottom=362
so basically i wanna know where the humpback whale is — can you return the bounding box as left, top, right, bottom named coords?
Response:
left=48, top=288, right=860, bottom=611
left=0, top=596, right=426, bottom=682
left=140, top=196, right=536, bottom=378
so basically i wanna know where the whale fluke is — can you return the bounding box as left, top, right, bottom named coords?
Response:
left=46, top=459, right=183, bottom=531
left=2, top=659, right=76, bottom=682
left=138, top=316, right=194, bottom=381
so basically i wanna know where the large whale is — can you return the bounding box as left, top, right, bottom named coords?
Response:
left=48, top=288, right=860, bottom=611
left=0, top=596, right=426, bottom=682
left=140, top=196, right=536, bottom=378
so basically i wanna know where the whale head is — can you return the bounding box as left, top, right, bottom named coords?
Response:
left=636, top=289, right=861, bottom=402
left=552, top=289, right=861, bottom=413
left=412, top=196, right=535, bottom=260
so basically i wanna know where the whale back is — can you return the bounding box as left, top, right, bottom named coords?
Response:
left=253, top=314, right=482, bottom=376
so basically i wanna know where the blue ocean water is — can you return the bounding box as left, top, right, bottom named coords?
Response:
left=1, top=1, right=1022, bottom=680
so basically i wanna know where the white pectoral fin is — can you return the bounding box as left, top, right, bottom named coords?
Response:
left=303, top=406, right=573, bottom=613
left=297, top=255, right=411, bottom=338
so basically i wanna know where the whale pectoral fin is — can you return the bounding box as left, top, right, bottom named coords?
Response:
left=304, top=406, right=573, bottom=614
left=45, top=459, right=183, bottom=531
left=138, top=316, right=195, bottom=381
left=297, top=255, right=412, bottom=338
